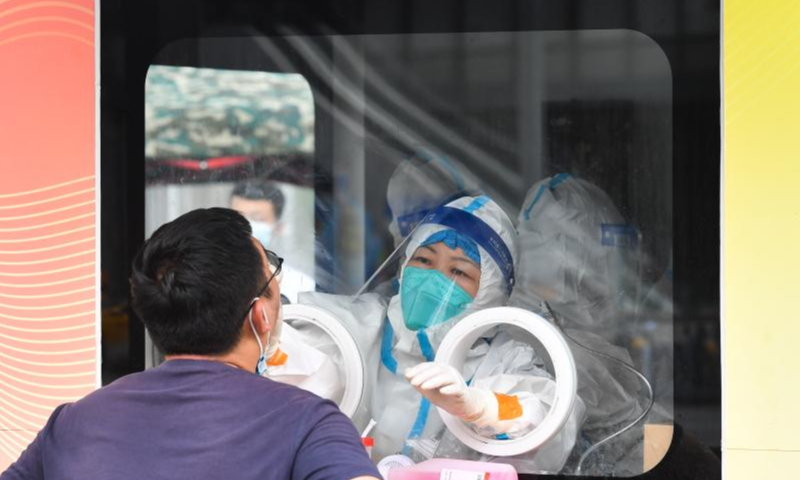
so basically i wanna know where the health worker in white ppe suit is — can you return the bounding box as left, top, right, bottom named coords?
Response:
left=510, top=174, right=651, bottom=476
left=301, top=195, right=585, bottom=472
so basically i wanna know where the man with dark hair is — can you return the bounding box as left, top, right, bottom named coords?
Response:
left=1, top=208, right=380, bottom=480
left=231, top=179, right=316, bottom=303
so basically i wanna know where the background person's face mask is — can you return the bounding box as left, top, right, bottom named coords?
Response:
left=400, top=266, right=473, bottom=331
left=249, top=220, right=275, bottom=248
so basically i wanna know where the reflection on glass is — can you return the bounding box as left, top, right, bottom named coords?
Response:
left=230, top=179, right=316, bottom=303
left=144, top=65, right=317, bottom=359
left=145, top=30, right=681, bottom=476
left=145, top=65, right=313, bottom=159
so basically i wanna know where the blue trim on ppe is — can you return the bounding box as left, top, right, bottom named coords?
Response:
left=395, top=192, right=471, bottom=237
left=463, top=195, right=489, bottom=213
left=402, top=397, right=434, bottom=456
left=523, top=173, right=573, bottom=220
left=409, top=398, right=432, bottom=439
left=421, top=206, right=515, bottom=295
left=549, top=172, right=572, bottom=189
left=601, top=223, right=639, bottom=248
left=495, top=433, right=510, bottom=441
left=380, top=319, right=437, bottom=452
left=420, top=230, right=481, bottom=265
left=381, top=321, right=436, bottom=376
left=381, top=319, right=398, bottom=374
left=416, top=330, right=436, bottom=362
left=523, top=184, right=548, bottom=220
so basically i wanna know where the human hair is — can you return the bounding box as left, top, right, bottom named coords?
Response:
left=231, top=179, right=286, bottom=219
left=130, top=208, right=267, bottom=355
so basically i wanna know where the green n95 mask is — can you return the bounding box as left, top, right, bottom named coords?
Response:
left=400, top=266, right=473, bottom=331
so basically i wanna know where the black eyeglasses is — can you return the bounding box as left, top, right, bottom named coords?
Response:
left=257, top=247, right=283, bottom=297
left=241, top=247, right=284, bottom=320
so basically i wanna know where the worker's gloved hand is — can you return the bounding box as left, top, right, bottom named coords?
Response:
left=405, top=362, right=499, bottom=427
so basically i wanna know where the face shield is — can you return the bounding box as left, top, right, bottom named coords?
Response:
left=386, top=148, right=481, bottom=248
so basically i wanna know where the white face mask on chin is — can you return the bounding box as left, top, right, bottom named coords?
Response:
left=248, top=299, right=284, bottom=376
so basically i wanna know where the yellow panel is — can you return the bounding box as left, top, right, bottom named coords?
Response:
left=725, top=449, right=800, bottom=480
left=724, top=0, right=800, bottom=453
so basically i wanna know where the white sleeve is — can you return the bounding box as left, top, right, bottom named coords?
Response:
left=464, top=330, right=587, bottom=473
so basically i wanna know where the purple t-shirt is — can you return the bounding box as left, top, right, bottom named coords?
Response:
left=1, top=360, right=379, bottom=480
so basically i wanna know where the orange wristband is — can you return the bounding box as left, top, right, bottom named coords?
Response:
left=267, top=349, right=288, bottom=367
left=495, top=393, right=523, bottom=420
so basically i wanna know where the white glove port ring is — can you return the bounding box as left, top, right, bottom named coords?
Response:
left=281, top=304, right=365, bottom=419
left=435, top=307, right=578, bottom=457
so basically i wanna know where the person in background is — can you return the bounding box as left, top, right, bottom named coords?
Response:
left=0, top=208, right=379, bottom=480
left=231, top=179, right=316, bottom=303
left=511, top=174, right=648, bottom=475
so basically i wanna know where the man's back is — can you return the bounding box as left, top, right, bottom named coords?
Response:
left=2, top=360, right=377, bottom=480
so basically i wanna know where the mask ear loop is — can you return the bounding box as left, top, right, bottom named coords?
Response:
left=248, top=297, right=270, bottom=375
left=261, top=304, right=279, bottom=359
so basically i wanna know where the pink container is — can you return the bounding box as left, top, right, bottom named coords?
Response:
left=387, top=459, right=518, bottom=480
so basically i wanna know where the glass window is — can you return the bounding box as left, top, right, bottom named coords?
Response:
left=143, top=65, right=317, bottom=363
left=141, top=30, right=676, bottom=476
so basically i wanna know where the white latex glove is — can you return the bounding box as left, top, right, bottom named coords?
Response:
left=405, top=362, right=498, bottom=426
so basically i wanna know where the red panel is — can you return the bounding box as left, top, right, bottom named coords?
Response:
left=0, top=0, right=96, bottom=470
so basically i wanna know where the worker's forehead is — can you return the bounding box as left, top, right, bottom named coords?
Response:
left=232, top=197, right=275, bottom=211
